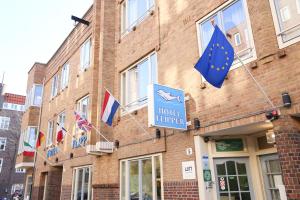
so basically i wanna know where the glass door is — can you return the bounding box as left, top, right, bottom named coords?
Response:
left=260, top=154, right=284, bottom=200
left=214, top=158, right=254, bottom=200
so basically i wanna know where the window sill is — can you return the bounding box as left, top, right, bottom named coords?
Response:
left=277, top=36, right=300, bottom=49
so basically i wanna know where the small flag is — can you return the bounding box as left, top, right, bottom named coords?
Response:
left=74, top=112, right=92, bottom=132
left=194, top=25, right=234, bottom=88
left=23, top=141, right=35, bottom=157
left=101, top=90, right=120, bottom=126
left=36, top=131, right=45, bottom=148
left=56, top=123, right=64, bottom=143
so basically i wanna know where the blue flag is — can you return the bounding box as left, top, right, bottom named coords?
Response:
left=194, top=25, right=234, bottom=88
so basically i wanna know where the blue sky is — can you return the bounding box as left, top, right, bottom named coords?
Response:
left=0, top=0, right=93, bottom=95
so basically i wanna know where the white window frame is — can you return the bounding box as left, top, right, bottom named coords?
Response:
left=280, top=6, right=291, bottom=22
left=32, top=84, right=43, bottom=107
left=0, top=137, right=7, bottom=151
left=57, top=111, right=66, bottom=139
left=0, top=116, right=10, bottom=130
left=234, top=32, right=242, bottom=46
left=76, top=95, right=90, bottom=120
left=61, top=63, right=69, bottom=90
left=121, top=52, right=157, bottom=114
left=71, top=165, right=92, bottom=200
left=46, top=121, right=54, bottom=147
left=121, top=0, right=155, bottom=35
left=297, top=0, right=300, bottom=13
left=80, top=38, right=92, bottom=71
left=196, top=0, right=257, bottom=74
left=269, top=0, right=300, bottom=48
left=120, top=153, right=163, bottom=200
left=16, top=168, right=26, bottom=173
left=0, top=158, right=3, bottom=173
left=51, top=74, right=59, bottom=98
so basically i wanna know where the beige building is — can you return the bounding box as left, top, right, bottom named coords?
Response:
left=16, top=0, right=300, bottom=200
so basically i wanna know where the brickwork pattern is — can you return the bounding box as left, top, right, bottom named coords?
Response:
left=93, top=184, right=119, bottom=200
left=164, top=181, right=199, bottom=200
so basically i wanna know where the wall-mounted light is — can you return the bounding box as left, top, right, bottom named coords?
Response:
left=71, top=15, right=90, bottom=26
left=114, top=140, right=120, bottom=149
left=156, top=129, right=161, bottom=139
left=55, top=157, right=59, bottom=163
left=266, top=129, right=276, bottom=144
left=70, top=153, right=74, bottom=159
left=282, top=92, right=291, bottom=108
left=194, top=118, right=200, bottom=130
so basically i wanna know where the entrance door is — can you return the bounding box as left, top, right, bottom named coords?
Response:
left=214, top=158, right=254, bottom=200
left=260, top=154, right=284, bottom=200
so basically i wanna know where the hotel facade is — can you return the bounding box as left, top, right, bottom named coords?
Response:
left=16, top=0, right=300, bottom=200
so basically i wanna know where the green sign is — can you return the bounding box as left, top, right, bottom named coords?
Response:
left=216, top=139, right=244, bottom=152
left=203, top=169, right=212, bottom=182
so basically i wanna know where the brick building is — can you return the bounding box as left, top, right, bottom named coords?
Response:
left=16, top=0, right=300, bottom=200
left=0, top=85, right=26, bottom=199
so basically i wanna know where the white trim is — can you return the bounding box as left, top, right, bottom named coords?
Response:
left=46, top=121, right=54, bottom=147
left=71, top=165, right=92, bottom=200
left=195, top=0, right=257, bottom=83
left=15, top=162, right=34, bottom=169
left=269, top=0, right=300, bottom=48
left=119, top=153, right=163, bottom=200
left=297, top=0, right=300, bottom=14
left=0, top=158, right=3, bottom=173
left=234, top=32, right=242, bottom=46
left=80, top=38, right=92, bottom=71
left=43, top=174, right=48, bottom=200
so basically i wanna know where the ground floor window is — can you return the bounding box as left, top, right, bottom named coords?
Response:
left=120, top=154, right=162, bottom=200
left=24, top=175, right=33, bottom=200
left=72, top=165, right=92, bottom=200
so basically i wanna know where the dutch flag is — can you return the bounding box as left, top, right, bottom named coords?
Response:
left=101, top=90, right=120, bottom=126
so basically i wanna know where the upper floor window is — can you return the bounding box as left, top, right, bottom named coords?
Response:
left=80, top=39, right=91, bottom=70
left=76, top=96, right=89, bottom=120
left=197, top=0, right=256, bottom=69
left=18, top=130, right=25, bottom=154
left=0, top=116, right=10, bottom=130
left=121, top=53, right=157, bottom=112
left=51, top=74, right=59, bottom=98
left=25, top=84, right=43, bottom=108
left=0, top=158, right=3, bottom=173
left=61, top=63, right=69, bottom=90
left=0, top=138, right=6, bottom=151
left=2, top=103, right=25, bottom=111
left=121, top=0, right=155, bottom=34
left=57, top=111, right=66, bottom=136
left=270, top=0, right=300, bottom=47
left=27, top=127, right=37, bottom=148
left=46, top=121, right=54, bottom=146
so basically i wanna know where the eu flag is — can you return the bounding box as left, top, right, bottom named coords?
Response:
left=194, top=25, right=234, bottom=88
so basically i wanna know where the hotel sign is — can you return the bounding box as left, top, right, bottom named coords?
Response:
left=148, top=84, right=187, bottom=130
left=47, top=147, right=59, bottom=158
left=72, top=135, right=87, bottom=149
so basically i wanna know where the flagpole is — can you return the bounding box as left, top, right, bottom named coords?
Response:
left=34, top=148, right=55, bottom=166
left=90, top=124, right=110, bottom=142
left=103, top=87, right=152, bottom=136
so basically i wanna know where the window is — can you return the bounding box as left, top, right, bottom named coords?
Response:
left=0, top=138, right=6, bottom=151
left=25, top=84, right=43, bottom=108
left=121, top=0, right=155, bottom=34
left=80, top=39, right=91, bottom=70
left=57, top=112, right=66, bottom=138
left=24, top=175, right=33, bottom=200
left=46, top=121, right=54, bottom=146
left=77, top=96, right=89, bottom=119
left=120, top=154, right=162, bottom=200
left=197, top=0, right=256, bottom=69
left=51, top=74, right=59, bottom=98
left=0, top=158, right=3, bottom=173
left=121, top=53, right=157, bottom=111
left=234, top=32, right=242, bottom=46
left=25, top=127, right=37, bottom=148
left=280, top=6, right=291, bottom=22
left=270, top=0, right=300, bottom=47
left=61, top=63, right=69, bottom=90
left=16, top=168, right=26, bottom=173
left=18, top=129, right=26, bottom=154
left=297, top=0, right=300, bottom=13
left=11, top=184, right=23, bottom=195
left=0, top=116, right=10, bottom=130
left=72, top=166, right=92, bottom=200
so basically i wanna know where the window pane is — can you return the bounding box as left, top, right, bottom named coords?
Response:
left=34, top=85, right=43, bottom=106
left=200, top=15, right=219, bottom=50
left=238, top=176, right=249, bottom=191
left=150, top=53, right=157, bottom=83
left=237, top=163, right=246, bottom=175
left=77, top=169, right=83, bottom=200
left=155, top=156, right=161, bottom=200
left=274, top=0, right=300, bottom=42
left=230, top=193, right=240, bottom=200
left=228, top=176, right=238, bottom=191
left=83, top=168, right=89, bottom=200
left=217, top=163, right=226, bottom=175
left=28, top=128, right=37, bottom=147
left=138, top=59, right=149, bottom=101
left=82, top=97, right=89, bottom=119
left=137, top=0, right=148, bottom=18
left=142, top=158, right=153, bottom=200
left=241, top=192, right=251, bottom=200
left=226, top=161, right=236, bottom=175
left=128, top=0, right=138, bottom=27
left=128, top=67, right=138, bottom=105
left=269, top=159, right=281, bottom=173
left=129, top=160, right=139, bottom=200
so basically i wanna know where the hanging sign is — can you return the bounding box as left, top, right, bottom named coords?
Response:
left=148, top=84, right=187, bottom=130
left=72, top=135, right=87, bottom=149
left=203, top=169, right=212, bottom=182
left=47, top=147, right=59, bottom=158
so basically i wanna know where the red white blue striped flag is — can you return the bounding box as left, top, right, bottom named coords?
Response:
left=101, top=90, right=120, bottom=126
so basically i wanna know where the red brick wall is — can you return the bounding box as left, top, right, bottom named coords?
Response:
left=164, top=181, right=199, bottom=200
left=93, top=184, right=119, bottom=200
